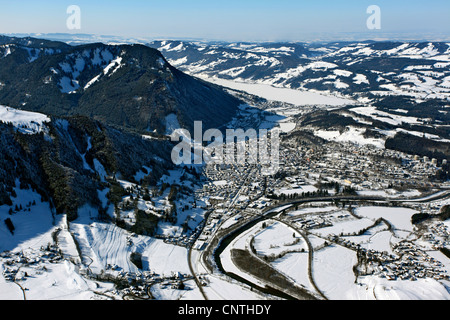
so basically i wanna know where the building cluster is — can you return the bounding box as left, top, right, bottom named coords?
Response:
left=0, top=245, right=63, bottom=282
left=189, top=128, right=448, bottom=254
left=379, top=241, right=448, bottom=281
left=293, top=216, right=333, bottom=230
left=281, top=139, right=442, bottom=193
left=422, top=222, right=450, bottom=250
left=326, top=234, right=449, bottom=281
left=82, top=266, right=193, bottom=299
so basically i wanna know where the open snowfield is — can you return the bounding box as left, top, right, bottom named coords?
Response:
left=354, top=206, right=418, bottom=232
left=344, top=229, right=394, bottom=254
left=272, top=251, right=313, bottom=293
left=357, top=189, right=422, bottom=199
left=286, top=206, right=339, bottom=217
left=253, top=221, right=306, bottom=257
left=70, top=206, right=141, bottom=275
left=354, top=277, right=450, bottom=300
left=201, top=275, right=267, bottom=300
left=0, top=185, right=57, bottom=252
left=70, top=205, right=192, bottom=276
left=314, top=126, right=386, bottom=148
left=350, top=106, right=422, bottom=126
left=313, top=216, right=375, bottom=238
left=0, top=282, right=23, bottom=300
left=219, top=221, right=277, bottom=289
left=274, top=185, right=318, bottom=196
left=0, top=105, right=50, bottom=134
left=312, top=244, right=360, bottom=299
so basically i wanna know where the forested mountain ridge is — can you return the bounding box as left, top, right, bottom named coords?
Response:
left=0, top=36, right=242, bottom=134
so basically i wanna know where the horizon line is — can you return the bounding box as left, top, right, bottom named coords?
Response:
left=2, top=31, right=450, bottom=45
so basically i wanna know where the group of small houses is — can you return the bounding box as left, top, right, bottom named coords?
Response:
left=0, top=244, right=63, bottom=282
left=282, top=139, right=443, bottom=192
left=292, top=215, right=334, bottom=230
left=84, top=265, right=193, bottom=297
left=158, top=223, right=204, bottom=248
left=423, top=222, right=450, bottom=250
left=1, top=246, right=193, bottom=298
left=326, top=233, right=449, bottom=282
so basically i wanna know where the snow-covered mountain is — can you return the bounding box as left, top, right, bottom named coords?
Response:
left=148, top=40, right=450, bottom=102
left=0, top=106, right=174, bottom=220
left=148, top=40, right=450, bottom=160
left=0, top=36, right=242, bottom=134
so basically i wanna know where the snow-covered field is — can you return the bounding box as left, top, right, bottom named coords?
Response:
left=253, top=222, right=306, bottom=257
left=314, top=126, right=386, bottom=149
left=357, top=189, right=422, bottom=199
left=272, top=252, right=313, bottom=293
left=219, top=221, right=284, bottom=292
left=313, top=216, right=375, bottom=238
left=312, top=244, right=360, bottom=299
left=355, top=277, right=450, bottom=300
left=354, top=206, right=417, bottom=232
left=0, top=105, right=50, bottom=135
left=274, top=185, right=318, bottom=196
left=0, top=186, right=116, bottom=300
left=345, top=229, right=393, bottom=254
left=0, top=184, right=56, bottom=252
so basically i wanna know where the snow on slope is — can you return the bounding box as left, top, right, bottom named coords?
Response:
left=57, top=48, right=124, bottom=93
left=355, top=276, right=450, bottom=300
left=69, top=204, right=191, bottom=277
left=0, top=183, right=57, bottom=252
left=0, top=105, right=50, bottom=134
left=154, top=40, right=450, bottom=102
left=350, top=106, right=421, bottom=126
left=69, top=205, right=139, bottom=274
left=0, top=282, right=23, bottom=300
left=315, top=126, right=386, bottom=149
left=0, top=185, right=113, bottom=300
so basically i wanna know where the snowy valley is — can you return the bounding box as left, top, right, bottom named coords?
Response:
left=0, top=35, right=449, bottom=301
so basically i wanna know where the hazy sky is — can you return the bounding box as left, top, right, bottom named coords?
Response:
left=1, top=0, right=449, bottom=41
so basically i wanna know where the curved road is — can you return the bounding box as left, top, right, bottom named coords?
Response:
left=187, top=244, right=208, bottom=300
left=206, top=190, right=450, bottom=300
left=272, top=217, right=328, bottom=300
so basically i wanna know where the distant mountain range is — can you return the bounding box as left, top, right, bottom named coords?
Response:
left=5, top=32, right=450, bottom=45
left=148, top=40, right=450, bottom=102
left=146, top=40, right=450, bottom=160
